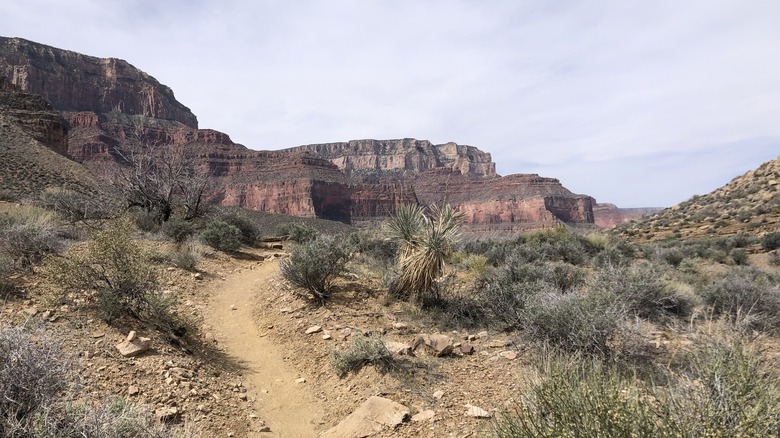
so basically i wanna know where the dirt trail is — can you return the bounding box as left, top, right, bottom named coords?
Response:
left=205, top=259, right=323, bottom=437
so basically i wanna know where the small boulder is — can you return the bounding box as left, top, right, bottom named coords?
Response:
left=384, top=341, right=413, bottom=356
left=413, top=334, right=453, bottom=357
left=115, top=331, right=151, bottom=358
left=412, top=409, right=436, bottom=422
left=465, top=404, right=492, bottom=418
left=320, top=396, right=409, bottom=438
left=155, top=406, right=180, bottom=423
left=305, top=325, right=323, bottom=335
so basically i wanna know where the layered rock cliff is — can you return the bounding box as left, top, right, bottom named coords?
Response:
left=0, top=36, right=606, bottom=230
left=592, top=203, right=663, bottom=228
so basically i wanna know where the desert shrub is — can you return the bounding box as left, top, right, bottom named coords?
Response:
left=494, top=342, right=780, bottom=437
left=201, top=220, right=242, bottom=252
left=45, top=219, right=157, bottom=322
left=761, top=231, right=780, bottom=251
left=661, top=247, right=686, bottom=267
left=38, top=188, right=117, bottom=223
left=770, top=251, right=780, bottom=266
left=0, top=206, right=61, bottom=269
left=494, top=356, right=659, bottom=437
left=523, top=289, right=623, bottom=356
left=477, top=274, right=551, bottom=331
left=280, top=235, right=351, bottom=303
left=219, top=213, right=260, bottom=246
left=730, top=248, right=749, bottom=265
left=544, top=261, right=585, bottom=293
left=32, top=396, right=195, bottom=438
left=0, top=326, right=68, bottom=435
left=162, top=218, right=194, bottom=244
left=330, top=334, right=392, bottom=377
left=280, top=222, right=320, bottom=243
left=592, top=262, right=692, bottom=320
left=698, top=266, right=780, bottom=332
left=353, top=232, right=397, bottom=264
left=728, top=233, right=756, bottom=249
left=132, top=209, right=162, bottom=233
left=592, top=247, right=631, bottom=268
left=169, top=240, right=201, bottom=271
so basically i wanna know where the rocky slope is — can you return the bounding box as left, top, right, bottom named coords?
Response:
left=618, top=156, right=780, bottom=241
left=0, top=36, right=621, bottom=230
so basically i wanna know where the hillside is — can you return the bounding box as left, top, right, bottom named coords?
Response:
left=618, top=155, right=780, bottom=241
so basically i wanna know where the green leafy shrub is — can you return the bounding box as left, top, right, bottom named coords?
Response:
left=162, top=218, right=195, bottom=244
left=220, top=213, right=260, bottom=246
left=330, top=335, right=392, bottom=377
left=0, top=206, right=61, bottom=269
left=45, top=219, right=157, bottom=322
left=201, top=220, right=242, bottom=252
left=280, top=222, right=320, bottom=243
left=761, top=232, right=780, bottom=251
left=698, top=266, right=780, bottom=332
left=280, top=235, right=351, bottom=303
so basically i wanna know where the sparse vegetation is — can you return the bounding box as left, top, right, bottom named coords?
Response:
left=280, top=222, right=320, bottom=243
left=280, top=235, right=351, bottom=303
left=0, top=205, right=62, bottom=270
left=330, top=334, right=393, bottom=377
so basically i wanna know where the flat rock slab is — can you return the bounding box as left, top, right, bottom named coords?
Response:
left=320, top=396, right=409, bottom=438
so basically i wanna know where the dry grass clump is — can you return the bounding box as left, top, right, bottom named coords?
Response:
left=330, top=334, right=393, bottom=377
left=0, top=205, right=62, bottom=270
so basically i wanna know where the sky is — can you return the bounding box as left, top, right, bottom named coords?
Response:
left=1, top=1, right=778, bottom=207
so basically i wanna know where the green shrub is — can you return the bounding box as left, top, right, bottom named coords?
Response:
left=0, top=206, right=61, bottom=269
left=220, top=213, right=260, bottom=246
left=280, top=222, right=320, bottom=243
left=280, top=235, right=351, bottom=303
left=45, top=219, right=157, bottom=322
left=761, top=232, right=780, bottom=251
left=201, top=220, right=242, bottom=252
left=698, top=266, right=780, bottom=332
left=162, top=218, right=194, bottom=244
left=330, top=334, right=392, bottom=377
left=661, top=248, right=686, bottom=267
left=0, top=326, right=68, bottom=434
left=730, top=248, right=749, bottom=265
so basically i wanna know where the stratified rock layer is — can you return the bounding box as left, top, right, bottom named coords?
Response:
left=0, top=36, right=603, bottom=231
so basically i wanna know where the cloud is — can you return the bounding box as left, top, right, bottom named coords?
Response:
left=1, top=0, right=778, bottom=206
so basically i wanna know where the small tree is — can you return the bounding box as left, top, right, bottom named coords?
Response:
left=388, top=204, right=463, bottom=303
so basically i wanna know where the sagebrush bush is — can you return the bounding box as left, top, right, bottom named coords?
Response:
left=330, top=334, right=392, bottom=377
left=592, top=262, right=692, bottom=320
left=698, top=266, right=780, bottom=332
left=162, top=218, right=195, bottom=244
left=34, top=397, right=195, bottom=438
left=522, top=289, right=623, bottom=356
left=0, top=326, right=68, bottom=435
left=0, top=206, right=61, bottom=269
left=761, top=231, right=780, bottom=251
left=219, top=213, right=260, bottom=245
left=170, top=240, right=201, bottom=271
left=201, top=220, right=242, bottom=252
left=280, top=222, right=320, bottom=243
left=494, top=342, right=780, bottom=437
left=280, top=235, right=351, bottom=303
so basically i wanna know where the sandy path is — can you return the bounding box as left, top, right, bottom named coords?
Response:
left=205, top=259, right=323, bottom=437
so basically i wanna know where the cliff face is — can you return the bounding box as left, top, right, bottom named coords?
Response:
left=592, top=203, right=663, bottom=228
left=287, top=138, right=496, bottom=178
left=0, top=36, right=602, bottom=231
left=0, top=89, right=68, bottom=156
left=0, top=37, right=197, bottom=127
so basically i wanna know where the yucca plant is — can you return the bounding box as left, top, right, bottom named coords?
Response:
left=388, top=204, right=463, bottom=303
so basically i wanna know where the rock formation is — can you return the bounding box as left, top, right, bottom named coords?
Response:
left=0, top=36, right=620, bottom=231
left=592, top=203, right=662, bottom=228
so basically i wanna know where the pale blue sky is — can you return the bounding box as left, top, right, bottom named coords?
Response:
left=1, top=0, right=778, bottom=207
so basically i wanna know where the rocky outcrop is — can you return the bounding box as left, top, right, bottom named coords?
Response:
left=593, top=203, right=662, bottom=228
left=0, top=37, right=197, bottom=127
left=287, top=138, right=496, bottom=178
left=0, top=90, right=68, bottom=155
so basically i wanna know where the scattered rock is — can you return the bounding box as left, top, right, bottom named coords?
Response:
left=127, top=385, right=140, bottom=396
left=460, top=344, right=475, bottom=355
left=193, top=272, right=203, bottom=280
left=413, top=334, right=454, bottom=357
left=465, top=404, right=491, bottom=418
left=295, top=378, right=306, bottom=384
left=305, top=325, right=322, bottom=334
left=498, top=350, right=518, bottom=360
left=392, top=322, right=409, bottom=330
left=23, top=307, right=38, bottom=316
left=155, top=406, right=180, bottom=423
left=412, top=409, right=436, bottom=422
left=488, top=339, right=512, bottom=348
left=322, top=334, right=333, bottom=340
left=115, top=331, right=151, bottom=358
left=230, top=304, right=237, bottom=311
left=91, top=331, right=105, bottom=338
left=384, top=341, right=413, bottom=356
left=432, top=390, right=445, bottom=400
left=320, top=396, right=410, bottom=438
